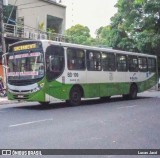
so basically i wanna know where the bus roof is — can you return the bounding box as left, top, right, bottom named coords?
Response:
left=9, top=40, right=157, bottom=58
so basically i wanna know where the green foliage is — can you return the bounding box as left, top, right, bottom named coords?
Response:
left=65, top=24, right=93, bottom=45
left=38, top=22, right=45, bottom=32
left=65, top=0, right=160, bottom=60
left=47, top=28, right=56, bottom=40
left=95, top=26, right=111, bottom=47
left=94, top=0, right=160, bottom=55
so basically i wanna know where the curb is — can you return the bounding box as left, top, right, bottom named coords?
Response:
left=0, top=98, right=18, bottom=105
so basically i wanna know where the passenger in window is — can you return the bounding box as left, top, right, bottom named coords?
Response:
left=68, top=59, right=74, bottom=70
left=51, top=58, right=60, bottom=72
left=78, top=59, right=85, bottom=69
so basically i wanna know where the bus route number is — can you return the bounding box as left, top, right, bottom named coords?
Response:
left=67, top=72, right=79, bottom=77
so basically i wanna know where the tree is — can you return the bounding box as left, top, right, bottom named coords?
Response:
left=65, top=24, right=94, bottom=45
left=133, top=0, right=160, bottom=55
left=95, top=26, right=111, bottom=47
left=96, top=0, right=160, bottom=56
left=113, top=0, right=160, bottom=54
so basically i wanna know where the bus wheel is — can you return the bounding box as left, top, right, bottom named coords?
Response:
left=68, top=86, right=82, bottom=106
left=129, top=84, right=138, bottom=99
left=122, top=94, right=129, bottom=100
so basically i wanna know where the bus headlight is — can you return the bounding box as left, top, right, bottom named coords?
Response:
left=32, top=87, right=41, bottom=93
left=32, top=83, right=44, bottom=93
left=40, top=83, right=44, bottom=88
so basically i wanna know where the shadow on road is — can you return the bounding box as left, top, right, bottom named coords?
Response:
left=13, top=96, right=151, bottom=111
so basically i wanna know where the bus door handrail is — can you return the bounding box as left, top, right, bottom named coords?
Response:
left=2, top=53, right=9, bottom=69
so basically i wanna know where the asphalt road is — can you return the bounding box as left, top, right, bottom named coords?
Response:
left=0, top=91, right=160, bottom=158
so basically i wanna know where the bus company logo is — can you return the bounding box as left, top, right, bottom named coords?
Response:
left=2, top=150, right=12, bottom=155
left=109, top=73, right=113, bottom=81
left=130, top=73, right=138, bottom=81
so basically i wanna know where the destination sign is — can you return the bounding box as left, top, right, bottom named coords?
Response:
left=13, top=44, right=37, bottom=51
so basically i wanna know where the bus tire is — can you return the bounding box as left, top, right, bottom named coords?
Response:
left=68, top=86, right=82, bottom=106
left=129, top=84, right=138, bottom=99
left=122, top=94, right=129, bottom=100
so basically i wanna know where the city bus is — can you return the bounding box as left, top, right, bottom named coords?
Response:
left=3, top=40, right=158, bottom=106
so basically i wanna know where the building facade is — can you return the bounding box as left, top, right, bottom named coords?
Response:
left=0, top=0, right=66, bottom=80
left=6, top=0, right=66, bottom=39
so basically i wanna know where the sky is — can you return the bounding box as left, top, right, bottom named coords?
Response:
left=62, top=0, right=118, bottom=37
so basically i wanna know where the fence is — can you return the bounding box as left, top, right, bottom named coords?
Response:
left=3, top=23, right=67, bottom=42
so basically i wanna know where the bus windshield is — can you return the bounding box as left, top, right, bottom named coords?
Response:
left=7, top=51, right=44, bottom=81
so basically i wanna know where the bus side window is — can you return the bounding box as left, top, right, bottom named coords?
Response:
left=87, top=50, right=101, bottom=71
left=148, top=58, right=156, bottom=72
left=67, top=48, right=85, bottom=70
left=49, top=56, right=60, bottom=72
left=128, top=55, right=138, bottom=72
left=138, top=57, right=147, bottom=72
left=116, top=54, right=127, bottom=72
left=102, top=52, right=115, bottom=71
left=46, top=45, right=64, bottom=81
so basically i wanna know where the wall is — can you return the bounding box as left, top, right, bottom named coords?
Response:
left=8, top=0, right=66, bottom=33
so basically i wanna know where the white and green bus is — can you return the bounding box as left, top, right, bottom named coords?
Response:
left=4, top=40, right=158, bottom=106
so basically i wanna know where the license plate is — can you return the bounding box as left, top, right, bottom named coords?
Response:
left=17, top=95, right=24, bottom=98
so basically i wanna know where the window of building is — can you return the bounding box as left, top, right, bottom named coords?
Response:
left=138, top=57, right=147, bottom=72
left=148, top=58, right=156, bottom=72
left=102, top=52, right=116, bottom=71
left=86, top=50, right=101, bottom=71
left=47, top=15, right=63, bottom=34
left=116, top=54, right=127, bottom=72
left=128, top=55, right=138, bottom=72
left=3, top=5, right=17, bottom=34
left=46, top=45, right=64, bottom=81
left=67, top=48, right=85, bottom=70
left=4, top=5, right=17, bottom=25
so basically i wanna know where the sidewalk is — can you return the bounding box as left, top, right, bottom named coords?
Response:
left=0, top=97, right=18, bottom=105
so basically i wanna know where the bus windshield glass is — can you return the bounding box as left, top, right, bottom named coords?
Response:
left=7, top=51, right=44, bottom=80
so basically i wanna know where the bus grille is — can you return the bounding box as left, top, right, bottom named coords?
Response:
left=13, top=95, right=29, bottom=100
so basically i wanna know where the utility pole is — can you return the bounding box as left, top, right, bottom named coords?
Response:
left=0, top=0, right=6, bottom=55
left=0, top=0, right=8, bottom=86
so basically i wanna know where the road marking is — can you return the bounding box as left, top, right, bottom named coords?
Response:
left=117, top=105, right=138, bottom=109
left=9, top=118, right=53, bottom=128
